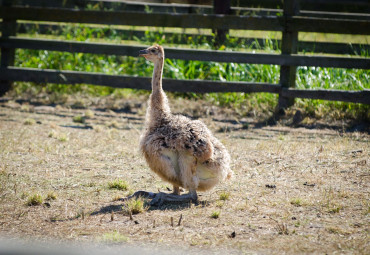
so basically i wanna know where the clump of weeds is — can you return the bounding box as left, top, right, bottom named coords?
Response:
left=210, top=211, right=220, bottom=219
left=27, top=193, right=43, bottom=206
left=73, top=115, right=86, bottom=123
left=24, top=118, right=36, bottom=125
left=219, top=191, right=230, bottom=201
left=58, top=133, right=69, bottom=142
left=290, top=197, right=305, bottom=207
left=46, top=191, right=57, bottom=201
left=271, top=218, right=289, bottom=235
left=123, top=197, right=147, bottom=215
left=108, top=179, right=129, bottom=191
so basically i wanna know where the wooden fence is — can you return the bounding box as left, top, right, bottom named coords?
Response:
left=0, top=0, right=369, bottom=108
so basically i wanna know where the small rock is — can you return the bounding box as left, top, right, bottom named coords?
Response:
left=229, top=231, right=236, bottom=238
left=265, top=184, right=276, bottom=189
left=303, top=182, right=316, bottom=187
left=351, top=149, right=363, bottom=155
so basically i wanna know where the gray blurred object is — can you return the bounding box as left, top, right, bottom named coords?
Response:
left=0, top=238, right=215, bottom=255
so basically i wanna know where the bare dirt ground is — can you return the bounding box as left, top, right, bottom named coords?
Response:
left=0, top=97, right=369, bottom=254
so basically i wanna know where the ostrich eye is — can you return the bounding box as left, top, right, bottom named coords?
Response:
left=151, top=49, right=156, bottom=53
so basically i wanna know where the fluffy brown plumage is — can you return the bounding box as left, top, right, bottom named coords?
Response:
left=138, top=45, right=232, bottom=203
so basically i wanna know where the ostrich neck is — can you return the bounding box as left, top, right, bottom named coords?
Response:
left=149, top=57, right=171, bottom=121
left=152, top=58, right=164, bottom=94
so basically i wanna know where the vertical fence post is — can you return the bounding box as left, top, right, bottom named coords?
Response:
left=277, top=0, right=299, bottom=112
left=0, top=0, right=17, bottom=96
left=213, top=0, right=231, bottom=46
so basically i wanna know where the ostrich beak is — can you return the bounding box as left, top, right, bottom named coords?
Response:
left=139, top=49, right=149, bottom=56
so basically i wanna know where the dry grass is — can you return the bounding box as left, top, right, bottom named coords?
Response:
left=0, top=99, right=369, bottom=254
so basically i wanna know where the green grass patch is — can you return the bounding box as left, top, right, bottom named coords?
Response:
left=328, top=206, right=342, bottom=214
left=46, top=191, right=57, bottom=201
left=100, top=230, right=129, bottom=243
left=210, top=211, right=221, bottom=219
left=23, top=118, right=36, bottom=125
left=73, top=115, right=86, bottom=123
left=58, top=133, right=69, bottom=142
left=219, top=191, right=230, bottom=201
left=27, top=193, right=43, bottom=206
left=108, top=179, right=129, bottom=191
left=123, top=197, right=146, bottom=215
left=290, top=198, right=305, bottom=207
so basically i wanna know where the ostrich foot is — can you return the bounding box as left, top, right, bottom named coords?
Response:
left=150, top=192, right=198, bottom=207
left=119, top=190, right=156, bottom=201
left=119, top=190, right=198, bottom=206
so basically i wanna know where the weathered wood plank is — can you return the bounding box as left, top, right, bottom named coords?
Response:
left=278, top=0, right=299, bottom=110
left=298, top=41, right=370, bottom=55
left=3, top=6, right=369, bottom=35
left=281, top=88, right=370, bottom=104
left=10, top=0, right=214, bottom=14
left=8, top=0, right=370, bottom=15
left=1, top=67, right=367, bottom=104
left=2, top=37, right=369, bottom=69
left=0, top=67, right=281, bottom=93
left=236, top=0, right=370, bottom=13
left=288, top=16, right=370, bottom=35
left=299, top=0, right=370, bottom=14
left=0, top=0, right=17, bottom=96
left=213, top=0, right=231, bottom=45
left=17, top=23, right=370, bottom=55
left=299, top=10, right=370, bottom=21
left=0, top=7, right=284, bottom=31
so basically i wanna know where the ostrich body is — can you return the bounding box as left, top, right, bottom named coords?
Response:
left=125, top=45, right=232, bottom=205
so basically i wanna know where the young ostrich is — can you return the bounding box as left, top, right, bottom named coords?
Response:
left=124, top=45, right=232, bottom=206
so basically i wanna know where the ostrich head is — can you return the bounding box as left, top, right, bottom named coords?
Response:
left=139, top=44, right=164, bottom=62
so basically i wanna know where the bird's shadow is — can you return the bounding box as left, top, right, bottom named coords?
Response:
left=90, top=204, right=123, bottom=216
left=90, top=197, right=211, bottom=216
left=148, top=200, right=211, bottom=211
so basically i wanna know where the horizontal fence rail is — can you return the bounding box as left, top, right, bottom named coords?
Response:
left=234, top=0, right=370, bottom=13
left=14, top=23, right=370, bottom=56
left=1, top=7, right=370, bottom=34
left=8, top=0, right=370, bottom=14
left=0, top=0, right=369, bottom=107
left=0, top=7, right=284, bottom=31
left=0, top=67, right=281, bottom=93
left=1, top=67, right=368, bottom=104
left=7, top=1, right=370, bottom=22
left=281, top=88, right=370, bottom=104
left=1, top=37, right=369, bottom=69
